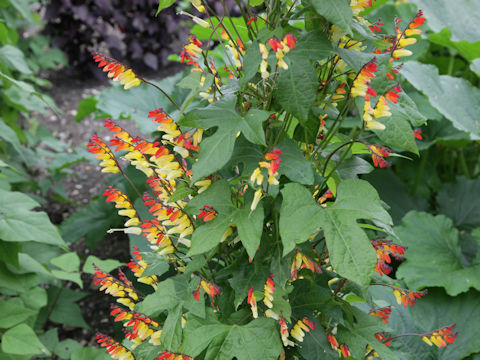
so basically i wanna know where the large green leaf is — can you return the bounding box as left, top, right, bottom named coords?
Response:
left=277, top=137, right=315, bottom=185
left=136, top=274, right=205, bottom=318
left=275, top=57, right=317, bottom=123
left=280, top=180, right=390, bottom=286
left=311, top=0, right=353, bottom=33
left=0, top=189, right=65, bottom=246
left=401, top=61, right=480, bottom=139
left=181, top=98, right=270, bottom=181
left=183, top=311, right=282, bottom=360
left=436, top=177, right=480, bottom=231
left=60, top=196, right=122, bottom=247
left=369, top=286, right=480, bottom=360
left=0, top=45, right=31, bottom=74
left=186, top=181, right=265, bottom=259
left=161, top=303, right=183, bottom=352
left=240, top=41, right=262, bottom=87
left=411, top=0, right=480, bottom=43
left=374, top=114, right=418, bottom=154
left=0, top=300, right=36, bottom=328
left=428, top=29, right=480, bottom=62
left=291, top=30, right=334, bottom=61
left=47, top=288, right=89, bottom=329
left=1, top=324, right=50, bottom=356
left=396, top=211, right=480, bottom=296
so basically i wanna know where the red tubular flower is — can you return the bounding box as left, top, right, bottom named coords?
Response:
left=246, top=17, right=257, bottom=26
left=368, top=144, right=392, bottom=168
left=198, top=205, right=217, bottom=222
left=340, top=344, right=351, bottom=358
left=371, top=238, right=407, bottom=276
left=385, top=84, right=402, bottom=103
left=369, top=306, right=392, bottom=323
left=327, top=332, right=339, bottom=350
left=93, top=52, right=142, bottom=90
left=247, top=286, right=258, bottom=318
left=263, top=274, right=275, bottom=308
left=283, top=33, right=297, bottom=50
left=413, top=128, right=423, bottom=140
left=87, top=135, right=120, bottom=174
left=290, top=317, right=316, bottom=342
left=375, top=332, right=393, bottom=346
left=193, top=277, right=221, bottom=305
left=422, top=324, right=458, bottom=348
left=109, top=305, right=160, bottom=342
left=268, top=38, right=284, bottom=52
left=351, top=58, right=377, bottom=98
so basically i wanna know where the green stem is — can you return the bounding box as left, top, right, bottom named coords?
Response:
left=412, top=148, right=428, bottom=196
left=458, top=148, right=471, bottom=179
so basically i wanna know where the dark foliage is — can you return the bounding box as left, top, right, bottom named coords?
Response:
left=42, top=0, right=188, bottom=75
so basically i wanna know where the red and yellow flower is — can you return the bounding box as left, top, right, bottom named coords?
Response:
left=96, top=333, right=135, bottom=360
left=371, top=238, right=407, bottom=276
left=93, top=266, right=139, bottom=310
left=93, top=53, right=142, bottom=90
left=421, top=324, right=457, bottom=348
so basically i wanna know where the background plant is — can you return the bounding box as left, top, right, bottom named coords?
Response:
left=72, top=0, right=480, bottom=359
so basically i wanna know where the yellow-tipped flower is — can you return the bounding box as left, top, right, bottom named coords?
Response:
left=93, top=53, right=142, bottom=90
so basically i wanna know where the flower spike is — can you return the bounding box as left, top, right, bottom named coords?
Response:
left=93, top=52, right=142, bottom=90
left=96, top=333, right=135, bottom=360
left=422, top=324, right=458, bottom=348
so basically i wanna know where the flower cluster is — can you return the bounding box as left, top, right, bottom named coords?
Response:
left=87, top=135, right=120, bottom=174
left=369, top=306, right=392, bottom=323
left=126, top=247, right=158, bottom=289
left=258, top=34, right=296, bottom=78
left=192, top=277, right=221, bottom=305
left=250, top=148, right=282, bottom=186
left=392, top=286, right=428, bottom=307
left=156, top=351, right=194, bottom=360
left=421, top=324, right=458, bottom=348
left=290, top=251, right=321, bottom=280
left=391, top=10, right=426, bottom=59
left=93, top=266, right=139, bottom=310
left=290, top=317, right=316, bottom=342
left=263, top=274, right=275, bottom=308
left=96, top=333, right=135, bottom=360
left=110, top=305, right=162, bottom=348
left=371, top=238, right=407, bottom=276
left=327, top=331, right=351, bottom=358
left=367, top=144, right=393, bottom=168
left=93, top=52, right=142, bottom=89
left=247, top=286, right=258, bottom=319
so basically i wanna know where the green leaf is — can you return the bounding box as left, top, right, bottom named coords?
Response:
left=183, top=313, right=282, bottom=360
left=0, top=45, right=32, bottom=74
left=291, top=30, right=334, bottom=61
left=370, top=286, right=480, bottom=360
left=0, top=240, right=21, bottom=268
left=54, top=339, right=82, bottom=359
left=60, top=196, right=123, bottom=247
left=161, top=303, right=183, bottom=352
left=82, top=255, right=124, bottom=274
left=411, top=0, right=480, bottom=43
left=20, top=287, right=47, bottom=310
left=471, top=58, right=480, bottom=76
left=75, top=96, right=98, bottom=122
left=156, top=0, right=176, bottom=15
left=229, top=259, right=270, bottom=308
left=280, top=180, right=390, bottom=286
left=47, top=288, right=89, bottom=329
left=0, top=70, right=35, bottom=93
left=137, top=275, right=205, bottom=318
left=277, top=137, right=315, bottom=185
left=396, top=211, right=480, bottom=296
left=436, top=177, right=480, bottom=231
left=401, top=61, right=480, bottom=139
left=71, top=347, right=111, bottom=360
left=298, top=323, right=338, bottom=360
left=311, top=0, right=353, bottom=33
left=0, top=300, right=37, bottom=328
left=428, top=29, right=480, bottom=62
left=192, top=128, right=237, bottom=182
left=181, top=98, right=270, bottom=181
left=275, top=57, right=317, bottom=123
left=140, top=253, right=170, bottom=277
left=0, top=189, right=65, bottom=246
left=50, top=252, right=80, bottom=272
left=167, top=182, right=194, bottom=203
left=390, top=92, right=427, bottom=128
left=240, top=41, right=262, bottom=87
left=50, top=270, right=83, bottom=288
left=374, top=114, right=418, bottom=154
left=1, top=324, right=50, bottom=356
left=187, top=182, right=264, bottom=258
left=0, top=118, right=24, bottom=156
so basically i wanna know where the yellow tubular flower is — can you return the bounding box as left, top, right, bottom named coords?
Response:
left=251, top=189, right=262, bottom=211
